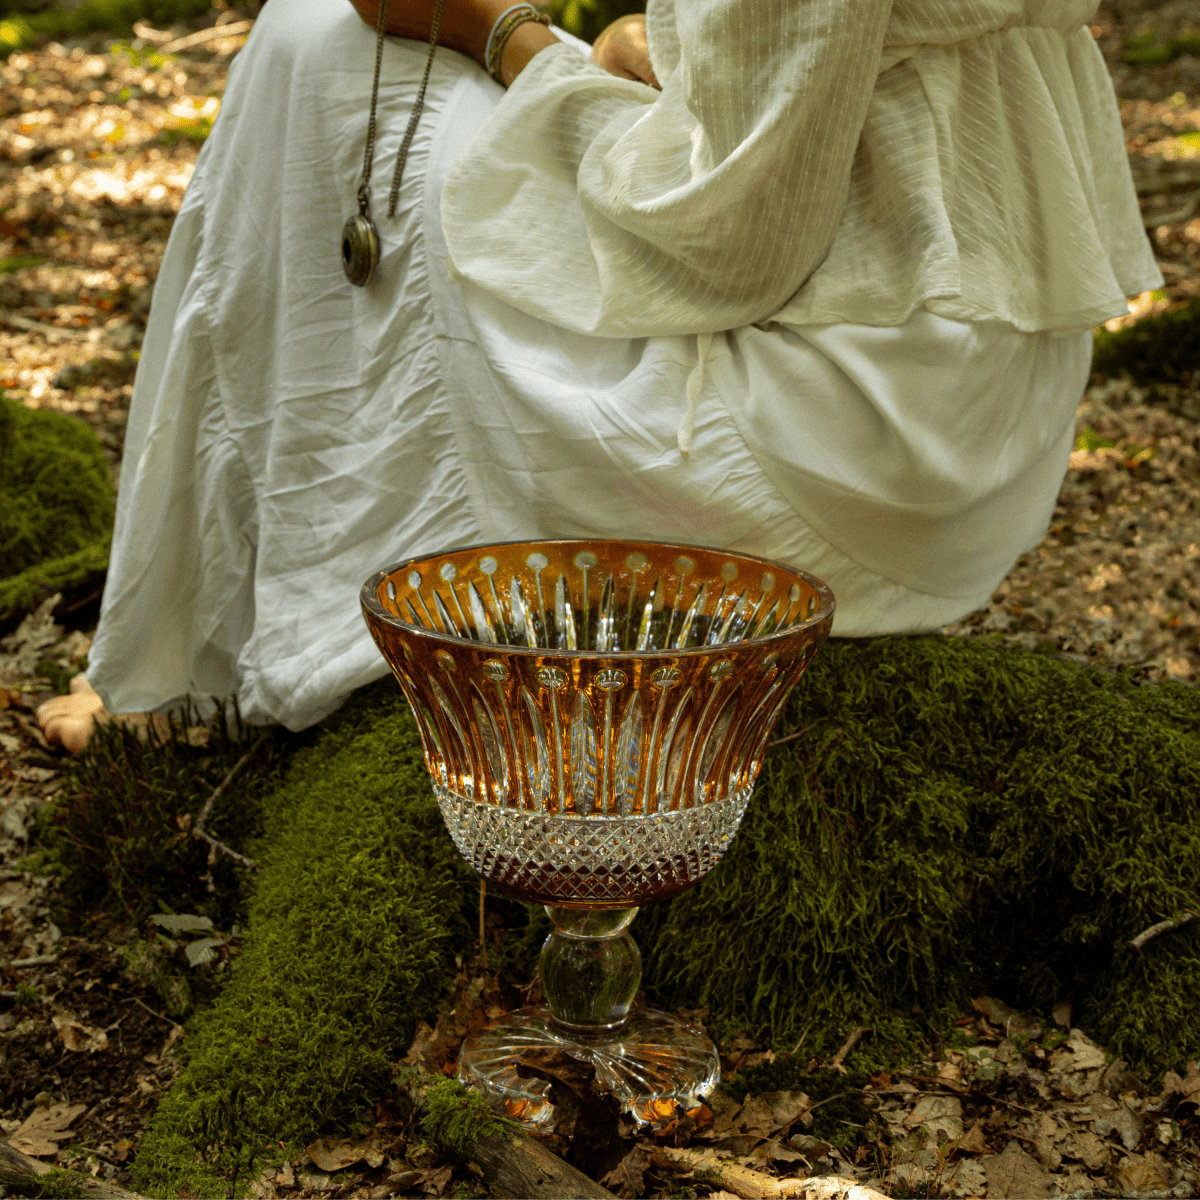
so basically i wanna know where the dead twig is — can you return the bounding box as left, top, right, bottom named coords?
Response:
left=789, top=1018, right=814, bottom=1057
left=1127, top=909, right=1199, bottom=954
left=478, top=879, right=488, bottom=968
left=768, top=723, right=817, bottom=749
left=1143, top=188, right=1200, bottom=228
left=122, top=993, right=183, bottom=1029
left=0, top=313, right=87, bottom=340
left=188, top=742, right=264, bottom=890
left=829, top=1026, right=872, bottom=1073
left=652, top=1145, right=887, bottom=1200
left=159, top=19, right=253, bottom=54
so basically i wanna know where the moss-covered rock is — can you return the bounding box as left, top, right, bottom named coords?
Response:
left=1092, top=298, right=1200, bottom=386
left=0, top=395, right=114, bottom=630
left=131, top=686, right=477, bottom=1198
left=124, top=636, right=1200, bottom=1194
left=637, top=636, right=1200, bottom=1074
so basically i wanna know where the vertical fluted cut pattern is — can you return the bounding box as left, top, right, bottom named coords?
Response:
left=362, top=539, right=833, bottom=907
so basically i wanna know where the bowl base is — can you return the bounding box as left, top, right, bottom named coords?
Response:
left=457, top=1005, right=719, bottom=1130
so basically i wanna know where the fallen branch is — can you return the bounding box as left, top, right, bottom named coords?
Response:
left=652, top=1146, right=887, bottom=1200
left=467, top=1126, right=615, bottom=1199
left=0, top=1138, right=143, bottom=1199
left=1127, top=909, right=1199, bottom=955
left=768, top=724, right=817, bottom=749
left=186, top=744, right=263, bottom=891
left=0, top=313, right=87, bottom=339
left=160, top=19, right=253, bottom=54
left=829, top=1026, right=872, bottom=1073
left=1143, top=188, right=1200, bottom=228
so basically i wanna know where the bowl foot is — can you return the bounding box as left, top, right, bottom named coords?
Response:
left=457, top=1005, right=719, bottom=1130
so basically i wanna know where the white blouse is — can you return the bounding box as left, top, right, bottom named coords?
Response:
left=441, top=0, right=1160, bottom=338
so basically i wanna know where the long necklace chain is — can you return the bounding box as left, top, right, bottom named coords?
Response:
left=342, top=0, right=448, bottom=286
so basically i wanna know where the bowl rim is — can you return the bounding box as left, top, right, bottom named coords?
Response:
left=359, top=536, right=836, bottom=660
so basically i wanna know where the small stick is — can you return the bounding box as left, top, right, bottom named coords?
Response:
left=1127, top=909, right=1198, bottom=954
left=478, top=879, right=488, bottom=968
left=829, top=1026, right=872, bottom=1073
left=194, top=744, right=260, bottom=831
left=188, top=743, right=264, bottom=888
left=652, top=1145, right=887, bottom=1200
left=789, top=1018, right=814, bottom=1057
left=123, top=993, right=183, bottom=1029
left=768, top=724, right=816, bottom=749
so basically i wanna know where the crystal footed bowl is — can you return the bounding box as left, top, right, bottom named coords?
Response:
left=361, top=539, right=834, bottom=909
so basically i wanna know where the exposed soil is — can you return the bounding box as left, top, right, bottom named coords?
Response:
left=1, top=6, right=1199, bottom=1198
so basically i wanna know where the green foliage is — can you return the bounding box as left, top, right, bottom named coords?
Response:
left=1092, top=298, right=1200, bottom=386
left=0, top=255, right=45, bottom=272
left=637, top=636, right=1200, bottom=1077
left=13, top=981, right=39, bottom=1007
left=116, top=640, right=1200, bottom=1192
left=1123, top=28, right=1200, bottom=66
left=545, top=0, right=643, bottom=44
left=132, top=683, right=478, bottom=1197
left=420, top=1078, right=517, bottom=1156
left=2, top=1167, right=97, bottom=1199
left=0, top=395, right=113, bottom=581
left=0, top=0, right=214, bottom=53
left=0, top=538, right=110, bottom=637
left=39, top=703, right=288, bottom=929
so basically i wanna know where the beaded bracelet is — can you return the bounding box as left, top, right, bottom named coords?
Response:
left=485, top=3, right=551, bottom=85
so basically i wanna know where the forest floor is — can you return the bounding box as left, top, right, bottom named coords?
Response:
left=1, top=4, right=1199, bottom=1198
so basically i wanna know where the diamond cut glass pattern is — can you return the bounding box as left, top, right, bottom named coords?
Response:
left=361, top=539, right=834, bottom=909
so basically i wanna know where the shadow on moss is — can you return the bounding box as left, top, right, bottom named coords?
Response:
left=1092, top=299, right=1200, bottom=387
left=131, top=681, right=478, bottom=1197
left=637, top=636, right=1200, bottom=1080
left=0, top=396, right=113, bottom=633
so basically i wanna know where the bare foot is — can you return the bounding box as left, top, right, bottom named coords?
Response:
left=36, top=674, right=110, bottom=753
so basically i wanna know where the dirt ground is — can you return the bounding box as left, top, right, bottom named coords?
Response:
left=1, top=6, right=1199, bottom=1198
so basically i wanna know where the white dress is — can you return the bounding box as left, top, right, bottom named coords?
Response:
left=86, top=0, right=1159, bottom=730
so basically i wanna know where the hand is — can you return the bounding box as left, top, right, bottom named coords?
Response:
left=591, top=14, right=660, bottom=88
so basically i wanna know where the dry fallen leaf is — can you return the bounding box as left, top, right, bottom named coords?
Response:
left=1095, top=1100, right=1143, bottom=1151
left=986, top=1143, right=1053, bottom=1199
left=956, top=1119, right=991, bottom=1155
left=904, top=1094, right=963, bottom=1143
left=303, top=1135, right=384, bottom=1173
left=9, top=1102, right=87, bottom=1158
left=1116, top=1150, right=1173, bottom=1194
left=1162, top=1060, right=1200, bottom=1106
left=1050, top=1029, right=1107, bottom=1073
left=51, top=1012, right=108, bottom=1053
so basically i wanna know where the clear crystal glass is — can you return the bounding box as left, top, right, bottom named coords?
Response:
left=361, top=539, right=834, bottom=1127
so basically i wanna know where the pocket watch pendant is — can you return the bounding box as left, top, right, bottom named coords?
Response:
left=342, top=212, right=380, bottom=287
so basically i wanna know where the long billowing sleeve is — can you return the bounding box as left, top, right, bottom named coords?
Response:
left=441, top=0, right=892, bottom=337
left=441, top=0, right=1160, bottom=339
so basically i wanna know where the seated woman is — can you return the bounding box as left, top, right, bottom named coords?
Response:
left=39, top=0, right=1158, bottom=750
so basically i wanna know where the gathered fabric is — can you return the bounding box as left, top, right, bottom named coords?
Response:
left=85, top=0, right=1149, bottom=730
left=442, top=0, right=1159, bottom=339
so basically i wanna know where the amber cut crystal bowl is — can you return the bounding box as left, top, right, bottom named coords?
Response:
left=361, top=539, right=834, bottom=1126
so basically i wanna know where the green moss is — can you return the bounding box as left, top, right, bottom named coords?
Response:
left=132, top=684, right=478, bottom=1197
left=0, top=395, right=113, bottom=629
left=2, top=1167, right=99, bottom=1199
left=39, top=703, right=289, bottom=929
left=1, top=0, right=215, bottom=53
left=1092, top=299, right=1200, bottom=386
left=1122, top=29, right=1200, bottom=66
left=637, top=636, right=1200, bottom=1077
left=545, top=0, right=643, bottom=43
left=104, top=638, right=1200, bottom=1193
left=420, top=1078, right=517, bottom=1157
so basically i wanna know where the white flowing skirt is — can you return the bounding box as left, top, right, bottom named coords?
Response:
left=87, top=0, right=1093, bottom=730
